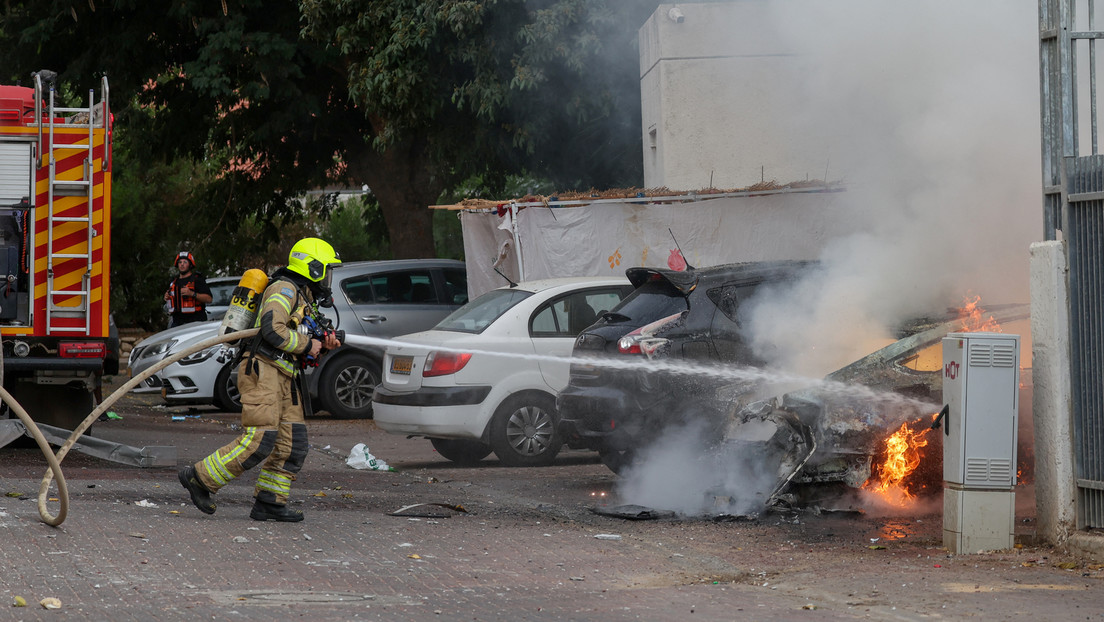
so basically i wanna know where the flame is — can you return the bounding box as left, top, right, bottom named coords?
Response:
left=865, top=419, right=932, bottom=506
left=957, top=295, right=1003, bottom=333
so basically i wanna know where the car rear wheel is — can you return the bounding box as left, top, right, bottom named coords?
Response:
left=213, top=362, right=242, bottom=413
left=317, top=352, right=380, bottom=419
left=489, top=392, right=562, bottom=467
left=429, top=438, right=492, bottom=465
left=599, top=448, right=636, bottom=474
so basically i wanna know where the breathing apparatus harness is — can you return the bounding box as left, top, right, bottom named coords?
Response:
left=233, top=271, right=344, bottom=411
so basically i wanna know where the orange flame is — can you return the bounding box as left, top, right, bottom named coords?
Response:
left=957, top=295, right=1003, bottom=333
left=865, top=420, right=932, bottom=506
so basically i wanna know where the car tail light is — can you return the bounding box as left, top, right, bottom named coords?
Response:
left=617, top=312, right=682, bottom=357
left=423, top=351, right=472, bottom=377
left=59, top=341, right=107, bottom=358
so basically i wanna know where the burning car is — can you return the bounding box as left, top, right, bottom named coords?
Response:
left=709, top=304, right=1029, bottom=512
left=557, top=260, right=1030, bottom=513
left=556, top=260, right=817, bottom=472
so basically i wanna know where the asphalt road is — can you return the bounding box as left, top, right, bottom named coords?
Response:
left=0, top=375, right=1099, bottom=620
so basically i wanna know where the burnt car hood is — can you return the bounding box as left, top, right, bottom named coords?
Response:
left=718, top=302, right=1030, bottom=511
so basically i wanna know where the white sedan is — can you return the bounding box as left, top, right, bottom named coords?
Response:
left=373, top=277, right=631, bottom=467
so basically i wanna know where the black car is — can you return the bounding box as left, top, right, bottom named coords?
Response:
left=556, top=260, right=816, bottom=473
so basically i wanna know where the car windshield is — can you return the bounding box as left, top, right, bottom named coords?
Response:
left=434, top=288, right=534, bottom=334
left=608, top=278, right=687, bottom=323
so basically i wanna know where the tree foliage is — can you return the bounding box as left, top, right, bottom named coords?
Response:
left=0, top=1, right=656, bottom=324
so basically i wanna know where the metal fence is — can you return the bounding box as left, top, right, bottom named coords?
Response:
left=1040, top=0, right=1104, bottom=528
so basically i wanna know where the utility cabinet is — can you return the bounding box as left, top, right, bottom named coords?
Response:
left=941, top=332, right=1020, bottom=554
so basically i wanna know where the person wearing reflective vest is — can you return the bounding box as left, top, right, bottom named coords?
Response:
left=177, top=238, right=342, bottom=522
left=164, top=251, right=213, bottom=327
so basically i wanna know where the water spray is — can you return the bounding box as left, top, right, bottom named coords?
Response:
left=342, top=333, right=939, bottom=413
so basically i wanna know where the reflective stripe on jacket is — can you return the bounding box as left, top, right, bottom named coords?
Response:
left=253, top=278, right=312, bottom=376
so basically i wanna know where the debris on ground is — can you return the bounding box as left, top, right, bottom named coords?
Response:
left=389, top=503, right=468, bottom=518
left=591, top=504, right=677, bottom=521
left=346, top=443, right=396, bottom=471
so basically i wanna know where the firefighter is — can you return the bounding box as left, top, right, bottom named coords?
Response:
left=164, top=251, right=213, bottom=327
left=178, top=238, right=342, bottom=522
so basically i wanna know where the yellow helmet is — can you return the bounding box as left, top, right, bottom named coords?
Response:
left=288, top=238, right=341, bottom=284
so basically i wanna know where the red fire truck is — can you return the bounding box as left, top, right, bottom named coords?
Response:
left=0, top=73, right=117, bottom=431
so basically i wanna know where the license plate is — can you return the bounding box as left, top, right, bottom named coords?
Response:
left=390, top=356, right=414, bottom=375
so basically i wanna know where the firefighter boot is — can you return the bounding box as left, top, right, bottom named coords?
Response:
left=178, top=466, right=216, bottom=515
left=250, top=498, right=304, bottom=522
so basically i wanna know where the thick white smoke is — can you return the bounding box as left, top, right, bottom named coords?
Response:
left=735, top=0, right=1042, bottom=376
left=615, top=0, right=1041, bottom=514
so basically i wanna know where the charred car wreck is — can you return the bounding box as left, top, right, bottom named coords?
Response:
left=558, top=261, right=1029, bottom=514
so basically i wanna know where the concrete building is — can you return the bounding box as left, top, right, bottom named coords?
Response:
left=639, top=1, right=828, bottom=190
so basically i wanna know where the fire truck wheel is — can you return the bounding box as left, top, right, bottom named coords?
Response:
left=317, top=352, right=380, bottom=419
left=6, top=383, right=96, bottom=435
left=213, top=363, right=242, bottom=413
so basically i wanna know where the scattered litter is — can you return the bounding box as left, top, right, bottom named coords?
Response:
left=346, top=443, right=397, bottom=471
left=389, top=503, right=468, bottom=518
left=868, top=545, right=887, bottom=550
left=569, top=576, right=585, bottom=581
left=408, top=554, right=421, bottom=559
left=134, top=499, right=157, bottom=508
left=39, top=597, right=61, bottom=610
left=13, top=596, right=25, bottom=607
left=128, top=532, right=147, bottom=539
left=5, top=492, right=23, bottom=498
left=105, top=412, right=122, bottom=420
left=171, top=415, right=201, bottom=422
left=594, top=534, right=622, bottom=541
left=232, top=536, right=249, bottom=543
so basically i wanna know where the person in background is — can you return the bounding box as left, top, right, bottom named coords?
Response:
left=164, top=251, right=212, bottom=327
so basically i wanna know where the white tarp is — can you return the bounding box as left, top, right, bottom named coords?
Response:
left=460, top=189, right=855, bottom=297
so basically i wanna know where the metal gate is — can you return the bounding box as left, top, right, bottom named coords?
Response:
left=1039, top=0, right=1104, bottom=528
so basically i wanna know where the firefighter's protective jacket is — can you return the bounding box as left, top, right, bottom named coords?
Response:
left=251, top=277, right=314, bottom=376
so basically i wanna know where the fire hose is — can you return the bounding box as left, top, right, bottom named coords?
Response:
left=2, top=327, right=259, bottom=527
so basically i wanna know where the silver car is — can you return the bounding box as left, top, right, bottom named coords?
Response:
left=128, top=319, right=240, bottom=411
left=129, top=259, right=468, bottom=417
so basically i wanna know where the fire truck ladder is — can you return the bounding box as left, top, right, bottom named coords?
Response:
left=39, top=80, right=104, bottom=335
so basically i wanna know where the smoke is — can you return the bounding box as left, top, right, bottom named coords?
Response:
left=736, top=0, right=1042, bottom=376
left=614, top=1, right=1040, bottom=513
left=614, top=420, right=781, bottom=516
left=750, top=4, right=1042, bottom=513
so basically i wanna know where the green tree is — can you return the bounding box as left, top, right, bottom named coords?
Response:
left=1, top=1, right=651, bottom=264
left=300, top=1, right=651, bottom=248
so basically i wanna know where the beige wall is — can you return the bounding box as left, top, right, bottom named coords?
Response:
left=640, top=2, right=828, bottom=190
